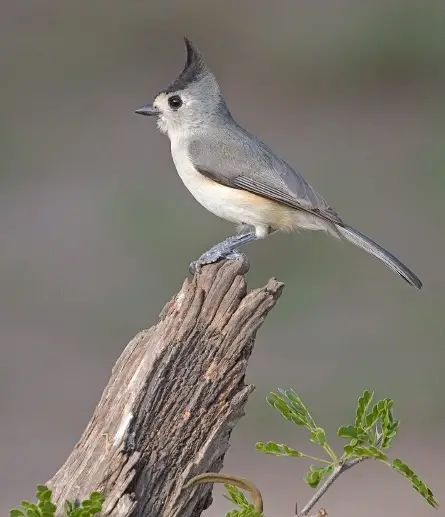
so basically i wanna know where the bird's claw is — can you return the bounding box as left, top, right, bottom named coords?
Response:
left=189, top=249, right=248, bottom=275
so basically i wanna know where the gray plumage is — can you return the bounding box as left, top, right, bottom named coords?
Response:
left=188, top=126, right=343, bottom=225
left=136, top=38, right=422, bottom=289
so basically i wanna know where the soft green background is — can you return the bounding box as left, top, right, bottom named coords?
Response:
left=0, top=1, right=444, bottom=516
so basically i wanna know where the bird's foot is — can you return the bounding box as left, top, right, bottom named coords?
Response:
left=189, top=232, right=255, bottom=274
left=189, top=247, right=248, bottom=274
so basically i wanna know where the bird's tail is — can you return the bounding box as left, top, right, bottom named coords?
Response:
left=335, top=224, right=422, bottom=289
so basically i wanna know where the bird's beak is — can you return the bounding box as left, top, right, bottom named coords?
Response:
left=135, top=104, right=160, bottom=116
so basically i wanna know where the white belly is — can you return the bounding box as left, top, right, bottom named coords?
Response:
left=171, top=144, right=272, bottom=228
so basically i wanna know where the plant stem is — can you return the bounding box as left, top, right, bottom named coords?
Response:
left=300, top=453, right=332, bottom=465
left=296, top=457, right=365, bottom=517
left=322, top=444, right=338, bottom=462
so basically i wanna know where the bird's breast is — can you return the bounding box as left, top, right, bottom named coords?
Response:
left=170, top=145, right=246, bottom=221
left=170, top=143, right=296, bottom=231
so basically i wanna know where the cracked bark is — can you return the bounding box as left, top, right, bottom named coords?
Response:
left=47, top=259, right=284, bottom=517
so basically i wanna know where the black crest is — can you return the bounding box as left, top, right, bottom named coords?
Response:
left=163, top=38, right=207, bottom=94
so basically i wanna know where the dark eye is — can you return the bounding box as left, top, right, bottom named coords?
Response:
left=168, top=95, right=183, bottom=109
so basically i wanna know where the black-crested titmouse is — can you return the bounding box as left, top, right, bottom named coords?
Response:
left=136, top=38, right=422, bottom=289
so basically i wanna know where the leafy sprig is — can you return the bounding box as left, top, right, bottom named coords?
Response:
left=256, top=389, right=438, bottom=510
left=10, top=486, right=104, bottom=517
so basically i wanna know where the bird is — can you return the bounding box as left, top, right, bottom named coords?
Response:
left=135, top=38, right=422, bottom=289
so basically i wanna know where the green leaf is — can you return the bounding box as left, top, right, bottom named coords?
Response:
left=379, top=400, right=399, bottom=449
left=224, top=484, right=250, bottom=509
left=355, top=390, right=373, bottom=430
left=89, top=493, right=103, bottom=503
left=267, top=389, right=324, bottom=440
left=283, top=389, right=317, bottom=428
left=304, top=469, right=321, bottom=488
left=337, top=425, right=358, bottom=439
left=310, top=428, right=326, bottom=446
left=223, top=485, right=264, bottom=516
left=10, top=510, right=25, bottom=517
left=365, top=402, right=383, bottom=431
left=37, top=490, right=52, bottom=503
left=24, top=504, right=40, bottom=517
left=381, top=426, right=399, bottom=448
left=304, top=465, right=333, bottom=488
left=344, top=445, right=354, bottom=455
left=38, top=502, right=56, bottom=514
left=392, top=459, right=439, bottom=508
left=36, top=486, right=48, bottom=497
left=344, top=444, right=387, bottom=461
left=88, top=504, right=102, bottom=515
left=267, top=393, right=307, bottom=427
left=256, top=441, right=302, bottom=457
left=281, top=444, right=302, bottom=457
left=20, top=503, right=32, bottom=510
left=255, top=441, right=280, bottom=454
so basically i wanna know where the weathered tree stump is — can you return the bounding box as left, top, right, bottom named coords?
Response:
left=48, top=259, right=284, bottom=517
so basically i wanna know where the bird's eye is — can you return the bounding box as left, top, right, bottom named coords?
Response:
left=168, top=95, right=183, bottom=109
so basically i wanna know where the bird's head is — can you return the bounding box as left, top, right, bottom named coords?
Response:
left=136, top=38, right=228, bottom=138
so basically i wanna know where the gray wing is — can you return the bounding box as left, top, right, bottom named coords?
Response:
left=188, top=126, right=343, bottom=225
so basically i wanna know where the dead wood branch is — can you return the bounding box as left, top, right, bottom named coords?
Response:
left=47, top=259, right=284, bottom=517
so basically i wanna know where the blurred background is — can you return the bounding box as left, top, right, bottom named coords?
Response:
left=1, top=1, right=444, bottom=515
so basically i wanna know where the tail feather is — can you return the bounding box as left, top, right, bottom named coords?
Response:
left=336, top=224, right=422, bottom=289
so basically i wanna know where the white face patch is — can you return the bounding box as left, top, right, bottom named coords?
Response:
left=153, top=90, right=199, bottom=138
left=153, top=93, right=169, bottom=134
left=154, top=92, right=183, bottom=136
